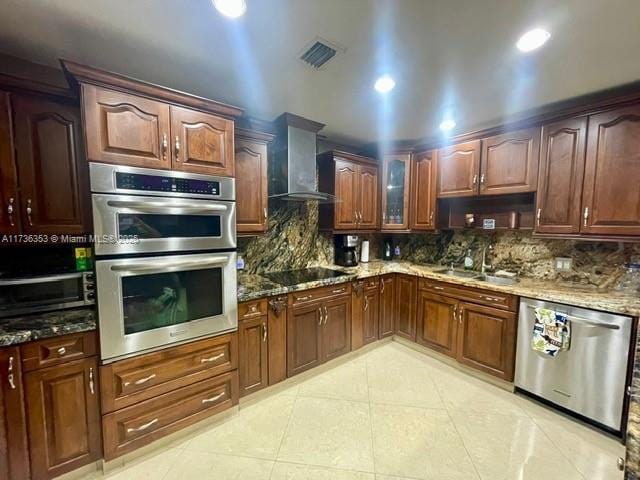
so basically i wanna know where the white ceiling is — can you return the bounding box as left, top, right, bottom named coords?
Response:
left=1, top=0, right=639, bottom=145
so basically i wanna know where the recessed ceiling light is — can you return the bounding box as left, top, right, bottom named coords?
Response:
left=439, top=119, right=456, bottom=132
left=516, top=28, right=551, bottom=52
left=213, top=0, right=247, bottom=18
left=374, top=75, right=395, bottom=94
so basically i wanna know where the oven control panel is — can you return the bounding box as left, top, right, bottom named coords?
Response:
left=115, top=172, right=220, bottom=196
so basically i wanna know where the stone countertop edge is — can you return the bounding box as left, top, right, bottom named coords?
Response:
left=0, top=308, right=97, bottom=348
left=237, top=261, right=640, bottom=317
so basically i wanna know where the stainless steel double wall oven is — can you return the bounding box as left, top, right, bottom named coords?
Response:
left=90, top=163, right=237, bottom=362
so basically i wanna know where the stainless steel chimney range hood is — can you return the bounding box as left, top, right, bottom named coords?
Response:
left=269, top=112, right=335, bottom=202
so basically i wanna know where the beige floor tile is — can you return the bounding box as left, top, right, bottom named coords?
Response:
left=367, top=357, right=444, bottom=409
left=277, top=396, right=375, bottom=472
left=451, top=411, right=584, bottom=480
left=163, top=450, right=273, bottom=479
left=100, top=447, right=181, bottom=480
left=375, top=476, right=420, bottom=480
left=271, top=462, right=375, bottom=479
left=370, top=403, right=478, bottom=479
left=298, top=361, right=369, bottom=402
left=432, top=369, right=528, bottom=417
left=533, top=415, right=624, bottom=480
left=184, top=393, right=295, bottom=459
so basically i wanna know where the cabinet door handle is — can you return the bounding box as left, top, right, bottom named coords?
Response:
left=202, top=391, right=225, bottom=404
left=161, top=133, right=168, bottom=160
left=364, top=296, right=369, bottom=311
left=323, top=306, right=328, bottom=325
left=89, top=367, right=95, bottom=395
left=127, top=418, right=158, bottom=433
left=201, top=352, right=225, bottom=363
left=174, top=136, right=181, bottom=161
left=7, top=197, right=15, bottom=227
left=429, top=210, right=434, bottom=224
left=26, top=198, right=33, bottom=226
left=264, top=207, right=268, bottom=221
left=472, top=174, right=478, bottom=186
left=7, top=356, right=16, bottom=390
left=583, top=207, right=589, bottom=227
left=452, top=304, right=458, bottom=321
left=123, top=373, right=157, bottom=387
left=480, top=173, right=485, bottom=186
left=458, top=306, right=464, bottom=324
left=318, top=307, right=323, bottom=326
left=536, top=208, right=542, bottom=226
left=262, top=322, right=267, bottom=342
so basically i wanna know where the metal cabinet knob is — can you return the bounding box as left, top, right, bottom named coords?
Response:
left=7, top=197, right=15, bottom=226
left=57, top=347, right=66, bottom=356
left=26, top=198, right=33, bottom=226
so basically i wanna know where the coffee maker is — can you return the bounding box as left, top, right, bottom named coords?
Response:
left=334, top=235, right=359, bottom=267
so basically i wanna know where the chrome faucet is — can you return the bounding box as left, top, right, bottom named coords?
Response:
left=481, top=244, right=493, bottom=274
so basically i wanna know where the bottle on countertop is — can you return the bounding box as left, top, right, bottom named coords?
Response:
left=464, top=249, right=474, bottom=270
left=394, top=245, right=401, bottom=258
left=383, top=240, right=392, bottom=261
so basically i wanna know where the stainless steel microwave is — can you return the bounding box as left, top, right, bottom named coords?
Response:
left=90, top=163, right=236, bottom=256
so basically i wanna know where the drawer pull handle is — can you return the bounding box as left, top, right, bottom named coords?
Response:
left=250, top=304, right=258, bottom=312
left=201, top=352, right=225, bottom=363
left=57, top=347, right=66, bottom=356
left=127, top=418, right=159, bottom=433
left=296, top=295, right=311, bottom=302
left=202, top=391, right=225, bottom=404
left=482, top=295, right=501, bottom=302
left=124, top=373, right=157, bottom=387
left=332, top=288, right=345, bottom=294
left=431, top=286, right=445, bottom=291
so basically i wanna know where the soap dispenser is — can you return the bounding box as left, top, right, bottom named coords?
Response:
left=464, top=249, right=474, bottom=270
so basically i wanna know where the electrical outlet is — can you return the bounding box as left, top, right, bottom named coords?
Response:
left=555, top=257, right=572, bottom=272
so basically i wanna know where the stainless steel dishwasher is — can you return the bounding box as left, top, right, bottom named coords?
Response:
left=515, top=297, right=633, bottom=433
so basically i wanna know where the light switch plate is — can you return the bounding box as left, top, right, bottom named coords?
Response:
left=555, top=257, right=572, bottom=272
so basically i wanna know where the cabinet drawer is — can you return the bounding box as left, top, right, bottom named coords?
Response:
left=21, top=331, right=97, bottom=372
left=418, top=278, right=517, bottom=311
left=289, top=283, right=352, bottom=307
left=100, top=333, right=237, bottom=413
left=103, top=370, right=238, bottom=460
left=238, top=299, right=268, bottom=320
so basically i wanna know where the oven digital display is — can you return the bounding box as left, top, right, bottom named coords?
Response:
left=115, top=172, right=220, bottom=196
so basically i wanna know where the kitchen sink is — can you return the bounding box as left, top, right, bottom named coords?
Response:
left=433, top=268, right=518, bottom=285
left=433, top=268, right=482, bottom=279
left=477, top=274, right=518, bottom=286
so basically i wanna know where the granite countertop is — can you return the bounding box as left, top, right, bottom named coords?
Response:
left=0, top=307, right=97, bottom=347
left=238, top=261, right=640, bottom=317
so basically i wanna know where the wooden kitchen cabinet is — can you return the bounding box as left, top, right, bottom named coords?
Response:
left=235, top=128, right=274, bottom=234
left=25, top=357, right=101, bottom=480
left=381, top=152, right=411, bottom=230
left=238, top=314, right=268, bottom=397
left=415, top=291, right=459, bottom=358
left=267, top=296, right=288, bottom=385
left=352, top=279, right=379, bottom=350
left=394, top=275, right=417, bottom=341
left=0, top=92, right=20, bottom=234
left=170, top=105, right=234, bottom=176
left=535, top=118, right=587, bottom=234
left=456, top=302, right=517, bottom=381
left=410, top=149, right=437, bottom=230
left=581, top=105, right=640, bottom=236
left=437, top=140, right=481, bottom=198
left=378, top=275, right=396, bottom=338
left=479, top=127, right=540, bottom=195
left=318, top=151, right=379, bottom=231
left=0, top=347, right=30, bottom=480
left=321, top=296, right=352, bottom=362
left=287, top=302, right=323, bottom=377
left=12, top=94, right=90, bottom=235
left=82, top=84, right=171, bottom=169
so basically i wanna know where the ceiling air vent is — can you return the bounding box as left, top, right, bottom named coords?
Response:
left=299, top=37, right=346, bottom=70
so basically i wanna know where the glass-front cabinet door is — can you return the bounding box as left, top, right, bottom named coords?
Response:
left=381, top=153, right=411, bottom=230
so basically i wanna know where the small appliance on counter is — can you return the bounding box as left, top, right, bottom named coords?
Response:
left=334, top=235, right=359, bottom=267
left=382, top=238, right=393, bottom=261
left=360, top=240, right=370, bottom=263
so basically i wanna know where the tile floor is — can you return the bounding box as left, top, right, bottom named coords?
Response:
left=83, top=342, right=625, bottom=480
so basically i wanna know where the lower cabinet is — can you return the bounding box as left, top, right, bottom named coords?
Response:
left=287, top=287, right=352, bottom=378
left=0, top=347, right=30, bottom=480
left=456, top=302, right=517, bottom=381
left=416, top=291, right=459, bottom=358
left=238, top=314, right=268, bottom=397
left=379, top=275, right=396, bottom=338
left=25, top=357, right=102, bottom=480
left=394, top=275, right=417, bottom=341
left=351, top=278, right=380, bottom=350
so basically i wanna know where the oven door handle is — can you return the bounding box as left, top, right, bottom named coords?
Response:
left=110, top=256, right=230, bottom=273
left=106, top=200, right=228, bottom=213
left=0, top=272, right=84, bottom=285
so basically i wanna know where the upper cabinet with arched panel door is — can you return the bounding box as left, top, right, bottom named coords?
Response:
left=64, top=61, right=243, bottom=176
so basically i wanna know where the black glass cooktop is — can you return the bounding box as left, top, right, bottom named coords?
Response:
left=262, top=267, right=348, bottom=287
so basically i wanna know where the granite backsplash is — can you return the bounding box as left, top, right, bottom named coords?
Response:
left=238, top=204, right=638, bottom=288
